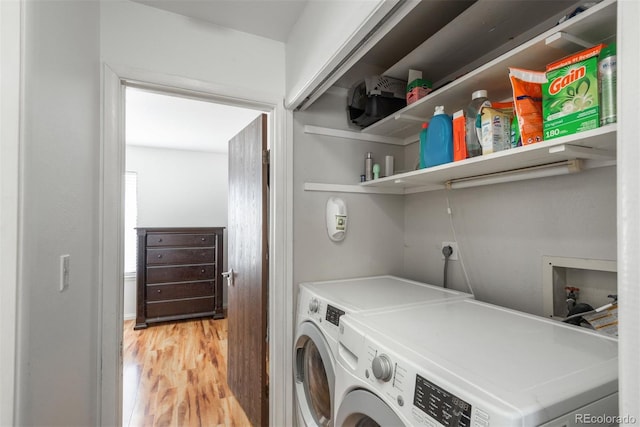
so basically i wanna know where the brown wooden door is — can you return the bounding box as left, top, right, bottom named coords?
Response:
left=226, top=114, right=269, bottom=426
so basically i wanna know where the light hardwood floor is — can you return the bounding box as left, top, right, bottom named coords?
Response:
left=123, top=318, right=252, bottom=427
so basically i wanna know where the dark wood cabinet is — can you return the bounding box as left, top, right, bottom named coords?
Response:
left=135, top=227, right=225, bottom=329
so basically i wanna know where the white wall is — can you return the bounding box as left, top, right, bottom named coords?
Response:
left=293, top=88, right=407, bottom=289
left=126, top=146, right=228, bottom=227
left=101, top=0, right=285, bottom=99
left=124, top=145, right=229, bottom=317
left=286, top=0, right=392, bottom=108
left=123, top=276, right=137, bottom=321
left=403, top=166, right=617, bottom=315
left=17, top=1, right=100, bottom=425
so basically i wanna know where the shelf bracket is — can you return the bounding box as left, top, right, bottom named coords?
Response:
left=393, top=113, right=426, bottom=123
left=304, top=182, right=405, bottom=195
left=545, top=31, right=592, bottom=51
left=303, top=125, right=404, bottom=146
left=548, top=144, right=616, bottom=160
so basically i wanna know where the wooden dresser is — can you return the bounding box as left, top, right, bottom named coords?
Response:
left=135, top=227, right=225, bottom=329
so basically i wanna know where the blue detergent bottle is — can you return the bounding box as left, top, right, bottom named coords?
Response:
left=424, top=105, right=453, bottom=168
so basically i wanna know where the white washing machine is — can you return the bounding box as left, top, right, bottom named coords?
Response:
left=335, top=298, right=618, bottom=427
left=294, top=275, right=472, bottom=427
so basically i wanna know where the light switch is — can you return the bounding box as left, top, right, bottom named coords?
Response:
left=60, top=254, right=70, bottom=292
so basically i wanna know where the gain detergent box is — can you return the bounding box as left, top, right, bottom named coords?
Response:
left=542, top=45, right=604, bottom=140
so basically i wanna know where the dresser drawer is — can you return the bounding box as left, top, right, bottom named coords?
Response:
left=147, top=233, right=216, bottom=247
left=147, top=264, right=215, bottom=284
left=147, top=281, right=214, bottom=302
left=147, top=248, right=215, bottom=265
left=146, top=297, right=215, bottom=319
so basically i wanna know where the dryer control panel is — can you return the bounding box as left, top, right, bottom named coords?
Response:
left=297, top=286, right=350, bottom=349
left=326, top=304, right=345, bottom=327
left=414, top=375, right=472, bottom=427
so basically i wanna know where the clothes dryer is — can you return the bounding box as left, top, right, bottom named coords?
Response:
left=294, top=275, right=472, bottom=427
left=335, top=298, right=618, bottom=426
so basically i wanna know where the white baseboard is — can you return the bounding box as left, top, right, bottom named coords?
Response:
left=124, top=313, right=136, bottom=321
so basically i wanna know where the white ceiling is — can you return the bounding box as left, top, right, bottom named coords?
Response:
left=125, top=1, right=306, bottom=153
left=131, top=0, right=308, bottom=42
left=125, top=87, right=262, bottom=153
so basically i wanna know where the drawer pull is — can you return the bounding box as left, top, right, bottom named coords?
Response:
left=157, top=289, right=161, bottom=293
left=201, top=269, right=206, bottom=273
left=158, top=238, right=163, bottom=242
left=157, top=254, right=163, bottom=259
left=201, top=237, right=206, bottom=241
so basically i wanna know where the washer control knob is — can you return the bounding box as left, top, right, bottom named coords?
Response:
left=309, top=298, right=319, bottom=313
left=372, top=354, right=393, bottom=382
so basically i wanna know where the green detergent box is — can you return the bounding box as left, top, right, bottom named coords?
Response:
left=542, top=45, right=603, bottom=140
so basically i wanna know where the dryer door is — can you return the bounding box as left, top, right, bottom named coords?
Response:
left=336, top=389, right=405, bottom=426
left=294, top=322, right=335, bottom=427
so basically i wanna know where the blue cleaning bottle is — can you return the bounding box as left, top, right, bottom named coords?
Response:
left=419, top=122, right=429, bottom=169
left=424, top=105, right=453, bottom=168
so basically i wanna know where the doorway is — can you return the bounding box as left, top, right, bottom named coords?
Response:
left=99, top=66, right=294, bottom=427
left=122, top=87, right=261, bottom=322
left=121, top=87, right=261, bottom=425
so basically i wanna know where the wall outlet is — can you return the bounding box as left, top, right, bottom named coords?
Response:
left=441, top=242, right=458, bottom=261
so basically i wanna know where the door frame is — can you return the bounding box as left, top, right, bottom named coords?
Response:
left=98, top=64, right=294, bottom=426
left=0, top=1, right=22, bottom=425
